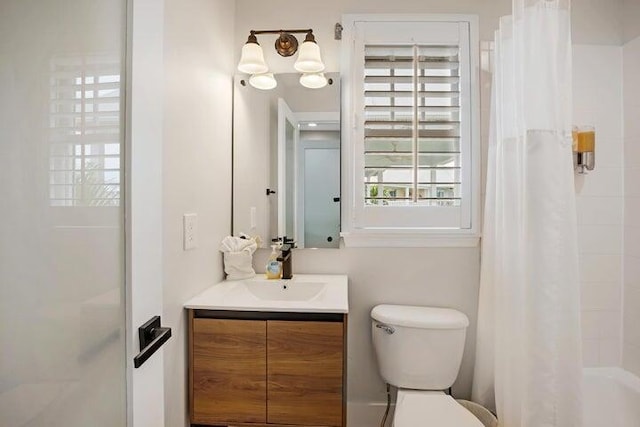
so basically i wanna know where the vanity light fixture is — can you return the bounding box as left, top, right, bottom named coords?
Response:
left=238, top=28, right=326, bottom=89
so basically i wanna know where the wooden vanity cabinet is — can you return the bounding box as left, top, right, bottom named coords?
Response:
left=191, top=318, right=267, bottom=425
left=267, top=321, right=344, bottom=426
left=189, top=310, right=347, bottom=427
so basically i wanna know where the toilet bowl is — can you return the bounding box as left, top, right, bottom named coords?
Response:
left=371, top=304, right=483, bottom=427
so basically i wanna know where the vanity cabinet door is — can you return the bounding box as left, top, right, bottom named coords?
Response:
left=267, top=321, right=344, bottom=426
left=191, top=318, right=267, bottom=425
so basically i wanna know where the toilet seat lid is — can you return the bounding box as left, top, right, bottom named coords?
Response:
left=394, top=390, right=485, bottom=427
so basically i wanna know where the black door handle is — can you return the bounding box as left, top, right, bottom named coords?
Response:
left=134, top=316, right=172, bottom=368
left=333, top=197, right=340, bottom=202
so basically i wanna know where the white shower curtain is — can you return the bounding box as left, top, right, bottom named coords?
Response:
left=472, top=1, right=583, bottom=426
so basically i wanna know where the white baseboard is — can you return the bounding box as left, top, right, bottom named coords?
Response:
left=347, top=401, right=394, bottom=427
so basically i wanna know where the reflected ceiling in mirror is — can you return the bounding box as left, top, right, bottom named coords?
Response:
left=233, top=72, right=341, bottom=249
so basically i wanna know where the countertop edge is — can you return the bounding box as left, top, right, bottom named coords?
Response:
left=184, top=305, right=349, bottom=314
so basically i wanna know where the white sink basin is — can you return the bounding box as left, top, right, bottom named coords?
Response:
left=244, top=280, right=325, bottom=301
left=184, top=274, right=348, bottom=313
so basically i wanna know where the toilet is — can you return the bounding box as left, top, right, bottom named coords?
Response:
left=371, top=304, right=484, bottom=427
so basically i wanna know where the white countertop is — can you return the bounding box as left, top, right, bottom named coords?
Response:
left=184, top=274, right=349, bottom=313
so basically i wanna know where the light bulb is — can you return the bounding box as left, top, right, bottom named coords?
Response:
left=299, top=72, right=328, bottom=89
left=249, top=73, right=277, bottom=90
left=237, top=39, right=268, bottom=74
left=294, top=33, right=325, bottom=73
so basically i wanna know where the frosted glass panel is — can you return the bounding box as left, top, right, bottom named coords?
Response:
left=0, top=1, right=127, bottom=426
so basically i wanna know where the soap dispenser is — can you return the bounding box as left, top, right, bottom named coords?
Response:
left=265, top=244, right=282, bottom=279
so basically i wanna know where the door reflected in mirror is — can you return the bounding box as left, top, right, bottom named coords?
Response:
left=233, top=73, right=340, bottom=249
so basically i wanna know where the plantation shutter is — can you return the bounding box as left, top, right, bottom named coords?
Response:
left=351, top=20, right=474, bottom=229
left=364, top=45, right=461, bottom=207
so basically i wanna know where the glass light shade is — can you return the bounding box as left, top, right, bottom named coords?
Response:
left=294, top=41, right=325, bottom=73
left=238, top=42, right=268, bottom=74
left=249, top=73, right=277, bottom=90
left=299, top=72, right=328, bottom=89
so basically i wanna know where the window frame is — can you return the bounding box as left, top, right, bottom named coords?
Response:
left=340, top=14, right=481, bottom=247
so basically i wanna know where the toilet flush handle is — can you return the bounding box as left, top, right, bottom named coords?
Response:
left=376, top=323, right=395, bottom=334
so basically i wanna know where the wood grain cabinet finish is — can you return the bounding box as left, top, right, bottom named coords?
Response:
left=267, top=321, right=343, bottom=426
left=189, top=312, right=346, bottom=427
left=191, top=318, right=267, bottom=425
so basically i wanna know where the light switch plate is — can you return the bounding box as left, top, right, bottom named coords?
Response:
left=183, top=213, right=197, bottom=250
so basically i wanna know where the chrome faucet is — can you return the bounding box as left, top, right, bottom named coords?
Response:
left=274, top=236, right=296, bottom=280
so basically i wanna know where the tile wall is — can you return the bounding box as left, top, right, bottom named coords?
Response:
left=622, top=35, right=640, bottom=376
left=573, top=45, right=624, bottom=367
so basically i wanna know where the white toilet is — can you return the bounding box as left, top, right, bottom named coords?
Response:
left=371, top=304, right=484, bottom=427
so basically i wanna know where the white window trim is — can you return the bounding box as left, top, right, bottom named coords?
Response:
left=340, top=14, right=481, bottom=248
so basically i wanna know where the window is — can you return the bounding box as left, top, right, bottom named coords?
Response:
left=49, top=55, right=122, bottom=207
left=341, top=15, right=480, bottom=246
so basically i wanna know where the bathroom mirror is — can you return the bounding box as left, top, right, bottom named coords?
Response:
left=232, top=72, right=340, bottom=249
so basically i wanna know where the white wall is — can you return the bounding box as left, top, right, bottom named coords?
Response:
left=622, top=0, right=640, bottom=43
left=573, top=45, right=625, bottom=367
left=161, top=0, right=235, bottom=426
left=623, top=35, right=640, bottom=377
left=572, top=0, right=624, bottom=45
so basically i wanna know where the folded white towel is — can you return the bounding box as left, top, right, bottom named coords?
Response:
left=219, top=235, right=257, bottom=254
left=223, top=252, right=255, bottom=280
left=220, top=234, right=259, bottom=280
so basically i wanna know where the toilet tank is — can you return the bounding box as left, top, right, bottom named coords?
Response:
left=371, top=305, right=469, bottom=390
